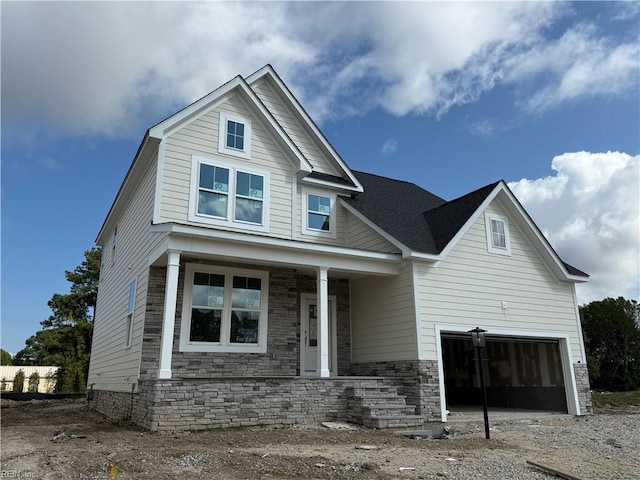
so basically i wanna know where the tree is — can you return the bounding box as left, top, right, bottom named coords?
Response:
left=14, top=247, right=101, bottom=393
left=580, top=297, right=640, bottom=391
left=13, top=369, right=25, bottom=392
left=0, top=349, right=12, bottom=365
left=28, top=371, right=40, bottom=393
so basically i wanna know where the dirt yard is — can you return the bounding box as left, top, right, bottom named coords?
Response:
left=2, top=399, right=639, bottom=479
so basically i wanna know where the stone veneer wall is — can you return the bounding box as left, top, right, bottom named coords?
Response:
left=140, top=261, right=351, bottom=379
left=92, top=390, right=136, bottom=420
left=573, top=362, right=593, bottom=415
left=350, top=360, right=441, bottom=420
left=128, top=377, right=397, bottom=431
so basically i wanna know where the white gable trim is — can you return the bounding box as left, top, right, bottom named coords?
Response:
left=300, top=175, right=362, bottom=193
left=148, top=75, right=312, bottom=173
left=246, top=65, right=363, bottom=193
left=407, top=182, right=587, bottom=282
left=339, top=198, right=421, bottom=259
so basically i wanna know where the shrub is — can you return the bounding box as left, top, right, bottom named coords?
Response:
left=28, top=371, right=40, bottom=393
left=12, top=369, right=25, bottom=392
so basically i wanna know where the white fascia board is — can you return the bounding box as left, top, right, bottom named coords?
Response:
left=96, top=134, right=160, bottom=245
left=437, top=182, right=586, bottom=283
left=148, top=75, right=312, bottom=173
left=150, top=223, right=401, bottom=275
left=246, top=66, right=363, bottom=192
left=300, top=175, right=361, bottom=193
left=338, top=198, right=413, bottom=257
left=498, top=184, right=589, bottom=283
left=149, top=76, right=243, bottom=139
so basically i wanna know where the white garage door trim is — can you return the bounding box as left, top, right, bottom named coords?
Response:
left=434, top=324, right=581, bottom=422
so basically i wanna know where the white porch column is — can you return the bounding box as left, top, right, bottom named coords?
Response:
left=316, top=267, right=330, bottom=378
left=158, top=250, right=181, bottom=379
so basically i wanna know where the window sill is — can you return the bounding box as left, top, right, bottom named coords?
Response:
left=179, top=343, right=267, bottom=354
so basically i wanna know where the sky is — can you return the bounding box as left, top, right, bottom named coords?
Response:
left=1, top=1, right=639, bottom=356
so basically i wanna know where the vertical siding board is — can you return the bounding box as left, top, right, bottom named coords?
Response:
left=417, top=202, right=583, bottom=361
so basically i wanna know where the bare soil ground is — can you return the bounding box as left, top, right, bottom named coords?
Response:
left=2, top=399, right=639, bottom=479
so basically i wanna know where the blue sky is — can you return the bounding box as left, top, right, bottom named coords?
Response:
left=2, top=1, right=639, bottom=356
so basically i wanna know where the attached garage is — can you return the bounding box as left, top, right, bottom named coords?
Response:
left=436, top=327, right=583, bottom=421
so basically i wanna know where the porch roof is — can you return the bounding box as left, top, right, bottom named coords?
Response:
left=148, top=223, right=402, bottom=277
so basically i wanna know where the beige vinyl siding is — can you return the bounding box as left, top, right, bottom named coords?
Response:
left=345, top=211, right=401, bottom=253
left=416, top=201, right=583, bottom=362
left=251, top=78, right=341, bottom=176
left=88, top=158, right=165, bottom=392
left=158, top=93, right=294, bottom=239
left=351, top=263, right=418, bottom=362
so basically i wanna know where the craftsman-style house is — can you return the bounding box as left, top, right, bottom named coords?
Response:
left=88, top=65, right=590, bottom=431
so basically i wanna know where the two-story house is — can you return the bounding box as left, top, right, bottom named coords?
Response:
left=87, top=65, right=591, bottom=431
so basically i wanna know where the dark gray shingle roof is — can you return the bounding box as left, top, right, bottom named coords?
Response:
left=343, top=170, right=588, bottom=278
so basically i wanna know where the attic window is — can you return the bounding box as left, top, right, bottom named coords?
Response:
left=218, top=112, right=251, bottom=159
left=485, top=213, right=511, bottom=256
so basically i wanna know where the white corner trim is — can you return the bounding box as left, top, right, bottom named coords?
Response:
left=411, top=262, right=424, bottom=360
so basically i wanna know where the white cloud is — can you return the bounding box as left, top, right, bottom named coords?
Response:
left=509, top=151, right=640, bottom=304
left=504, top=24, right=640, bottom=113
left=381, top=139, right=397, bottom=156
left=2, top=2, right=637, bottom=135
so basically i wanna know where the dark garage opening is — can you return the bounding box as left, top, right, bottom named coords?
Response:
left=442, top=335, right=567, bottom=412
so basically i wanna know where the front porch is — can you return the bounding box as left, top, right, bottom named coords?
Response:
left=103, top=376, right=425, bottom=431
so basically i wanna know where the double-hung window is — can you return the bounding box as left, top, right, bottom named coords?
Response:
left=190, top=156, right=269, bottom=231
left=180, top=264, right=269, bottom=353
left=218, top=112, right=252, bottom=159
left=302, top=189, right=336, bottom=238
left=125, top=279, right=136, bottom=348
left=485, top=213, right=511, bottom=255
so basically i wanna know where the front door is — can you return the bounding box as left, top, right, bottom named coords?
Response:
left=300, top=294, right=337, bottom=376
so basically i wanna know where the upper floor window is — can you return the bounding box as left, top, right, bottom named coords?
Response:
left=485, top=213, right=511, bottom=256
left=189, top=155, right=269, bottom=232
left=302, top=188, right=336, bottom=238
left=218, top=112, right=252, bottom=159
left=179, top=264, right=269, bottom=353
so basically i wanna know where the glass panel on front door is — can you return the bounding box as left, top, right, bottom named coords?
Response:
left=308, top=304, right=317, bottom=347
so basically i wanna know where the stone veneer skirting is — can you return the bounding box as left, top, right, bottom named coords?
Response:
left=350, top=360, right=441, bottom=420
left=94, top=376, right=411, bottom=432
left=573, top=362, right=593, bottom=415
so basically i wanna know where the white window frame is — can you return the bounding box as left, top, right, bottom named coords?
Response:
left=218, top=111, right=252, bottom=159
left=301, top=187, right=337, bottom=239
left=179, top=263, right=269, bottom=353
left=189, top=155, right=270, bottom=232
left=485, top=212, right=511, bottom=255
left=125, top=279, right=136, bottom=348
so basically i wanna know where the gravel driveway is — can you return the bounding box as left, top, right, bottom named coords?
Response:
left=1, top=399, right=639, bottom=479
